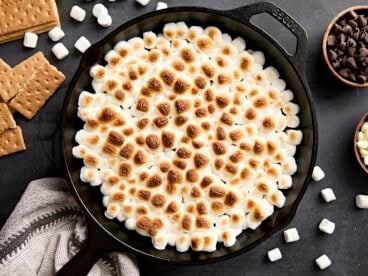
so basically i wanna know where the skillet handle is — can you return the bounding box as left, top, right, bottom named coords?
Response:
left=223, top=1, right=308, bottom=75
left=56, top=217, right=118, bottom=276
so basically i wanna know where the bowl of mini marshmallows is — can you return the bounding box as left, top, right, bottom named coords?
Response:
left=323, top=6, right=368, bottom=87
left=354, top=112, right=368, bottom=173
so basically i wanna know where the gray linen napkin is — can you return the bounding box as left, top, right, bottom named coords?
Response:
left=0, top=178, right=140, bottom=276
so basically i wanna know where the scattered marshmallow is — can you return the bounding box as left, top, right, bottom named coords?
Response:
left=312, top=166, right=325, bottom=182
left=315, top=254, right=331, bottom=270
left=355, top=194, right=368, bottom=208
left=136, top=0, right=151, bottom=6
left=70, top=5, right=86, bottom=22
left=48, top=27, right=65, bottom=42
left=52, top=43, right=69, bottom=60
left=98, top=14, right=112, bottom=27
left=93, top=3, right=109, bottom=18
left=267, top=248, right=282, bottom=262
left=23, top=32, right=38, bottom=48
left=75, top=36, right=92, bottom=53
left=283, top=227, right=300, bottom=243
left=318, top=218, right=335, bottom=234
left=320, top=188, right=336, bottom=203
left=156, top=2, right=168, bottom=10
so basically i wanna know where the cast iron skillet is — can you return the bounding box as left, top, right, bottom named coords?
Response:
left=59, top=2, right=318, bottom=275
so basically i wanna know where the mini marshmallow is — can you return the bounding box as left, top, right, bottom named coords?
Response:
left=125, top=218, right=136, bottom=230
left=93, top=3, right=108, bottom=18
left=232, top=37, right=246, bottom=51
left=48, top=27, right=65, bottom=42
left=136, top=0, right=150, bottom=6
left=176, top=233, right=191, bottom=252
left=267, top=248, right=282, bottom=262
left=283, top=227, right=300, bottom=243
left=52, top=43, right=69, bottom=60
left=105, top=202, right=120, bottom=219
left=98, top=14, right=112, bottom=27
left=278, top=174, right=293, bottom=189
left=251, top=51, right=265, bottom=65
left=70, top=5, right=86, bottom=22
left=312, top=166, right=325, bottom=182
left=355, top=194, right=368, bottom=208
left=23, top=32, right=38, bottom=48
left=271, top=79, right=286, bottom=91
left=315, top=254, right=331, bottom=270
left=321, top=188, right=336, bottom=203
left=152, top=233, right=168, bottom=250
left=156, top=1, right=168, bottom=10
left=75, top=36, right=91, bottom=53
left=319, top=218, right=335, bottom=234
left=286, top=115, right=300, bottom=128
left=264, top=66, right=280, bottom=83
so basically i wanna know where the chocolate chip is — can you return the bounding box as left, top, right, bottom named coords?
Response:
left=334, top=23, right=343, bottom=34
left=337, top=33, right=347, bottom=43
left=332, top=60, right=340, bottom=69
left=357, top=75, right=367, bottom=83
left=359, top=47, right=368, bottom=57
left=342, top=24, right=353, bottom=35
left=339, top=68, right=350, bottom=78
left=327, top=34, right=336, bottom=46
left=347, top=47, right=356, bottom=57
left=328, top=49, right=338, bottom=61
left=347, top=10, right=359, bottom=20
left=346, top=57, right=357, bottom=70
left=357, top=15, right=367, bottom=27
left=349, top=72, right=357, bottom=81
left=352, top=28, right=360, bottom=40
left=348, top=19, right=358, bottom=29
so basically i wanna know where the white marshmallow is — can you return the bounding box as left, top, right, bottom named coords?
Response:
left=232, top=37, right=246, bottom=51
left=319, top=218, right=335, bottom=234
left=23, top=32, right=38, bottom=48
left=321, top=188, right=336, bottom=203
left=125, top=218, right=136, bottom=230
left=52, top=43, right=69, bottom=60
left=283, top=227, right=299, bottom=243
left=48, top=27, right=65, bottom=42
left=355, top=194, right=368, bottom=208
left=176, top=233, right=190, bottom=252
left=271, top=79, right=286, bottom=91
left=80, top=167, right=102, bottom=186
left=264, top=66, right=280, bottom=83
left=278, top=174, right=293, bottom=189
left=251, top=51, right=265, bottom=65
left=75, top=36, right=92, bottom=53
left=70, top=5, right=86, bottom=22
left=267, top=248, right=282, bottom=262
left=72, top=145, right=88, bottom=159
left=315, top=254, right=331, bottom=270
left=152, top=233, right=168, bottom=250
left=312, top=166, right=325, bottom=182
left=93, top=4, right=108, bottom=18
left=156, top=2, right=168, bottom=10
left=136, top=0, right=150, bottom=6
left=98, top=14, right=112, bottom=27
left=105, top=202, right=120, bottom=219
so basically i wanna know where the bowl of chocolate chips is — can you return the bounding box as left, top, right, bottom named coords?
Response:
left=323, top=6, right=368, bottom=87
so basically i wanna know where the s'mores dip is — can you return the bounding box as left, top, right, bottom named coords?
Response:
left=72, top=22, right=303, bottom=252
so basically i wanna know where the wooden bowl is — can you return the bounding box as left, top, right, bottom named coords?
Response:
left=354, top=112, right=368, bottom=174
left=322, top=6, right=368, bottom=88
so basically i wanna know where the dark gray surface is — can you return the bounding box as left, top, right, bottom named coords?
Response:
left=0, top=0, right=367, bottom=275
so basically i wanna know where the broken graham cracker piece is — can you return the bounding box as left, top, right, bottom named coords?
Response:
left=0, top=103, right=16, bottom=134
left=9, top=61, right=66, bottom=119
left=0, top=0, right=60, bottom=44
left=0, top=52, right=47, bottom=102
left=0, top=126, right=26, bottom=157
left=0, top=58, right=11, bottom=76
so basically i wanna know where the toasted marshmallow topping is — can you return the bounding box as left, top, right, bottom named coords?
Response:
left=73, top=22, right=302, bottom=252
